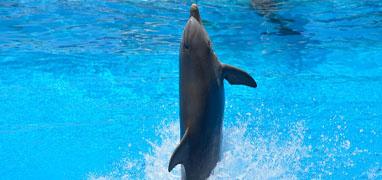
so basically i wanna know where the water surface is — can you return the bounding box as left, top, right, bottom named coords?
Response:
left=0, top=0, right=381, bottom=179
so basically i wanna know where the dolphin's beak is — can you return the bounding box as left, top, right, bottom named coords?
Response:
left=190, top=4, right=201, bottom=23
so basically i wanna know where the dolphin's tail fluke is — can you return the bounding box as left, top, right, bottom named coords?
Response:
left=168, top=128, right=190, bottom=172
left=222, top=64, right=257, bottom=88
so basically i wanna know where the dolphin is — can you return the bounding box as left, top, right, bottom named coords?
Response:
left=168, top=4, right=257, bottom=180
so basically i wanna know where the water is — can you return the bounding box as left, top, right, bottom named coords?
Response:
left=1, top=0, right=381, bottom=179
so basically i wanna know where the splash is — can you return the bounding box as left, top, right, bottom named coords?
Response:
left=144, top=122, right=182, bottom=180
left=90, top=119, right=309, bottom=179
left=210, top=121, right=308, bottom=180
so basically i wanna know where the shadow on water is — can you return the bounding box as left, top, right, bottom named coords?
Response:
left=251, top=0, right=300, bottom=36
left=251, top=0, right=326, bottom=72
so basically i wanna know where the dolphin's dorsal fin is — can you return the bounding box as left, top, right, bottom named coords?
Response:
left=168, top=128, right=190, bottom=172
left=222, top=64, right=257, bottom=88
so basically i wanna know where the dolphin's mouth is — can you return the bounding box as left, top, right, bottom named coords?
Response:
left=181, top=4, right=202, bottom=51
left=190, top=4, right=201, bottom=23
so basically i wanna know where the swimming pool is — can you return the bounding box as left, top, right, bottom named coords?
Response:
left=0, top=0, right=381, bottom=179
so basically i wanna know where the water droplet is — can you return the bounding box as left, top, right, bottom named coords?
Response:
left=342, top=140, right=351, bottom=150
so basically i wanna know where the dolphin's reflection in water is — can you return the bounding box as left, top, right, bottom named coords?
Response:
left=251, top=0, right=302, bottom=36
left=251, top=0, right=326, bottom=72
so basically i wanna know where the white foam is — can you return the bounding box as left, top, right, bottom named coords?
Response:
left=90, top=119, right=309, bottom=179
left=210, top=121, right=308, bottom=180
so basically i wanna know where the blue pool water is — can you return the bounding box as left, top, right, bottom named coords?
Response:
left=1, top=0, right=382, bottom=179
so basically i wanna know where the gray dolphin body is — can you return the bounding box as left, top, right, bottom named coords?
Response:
left=168, top=4, right=257, bottom=180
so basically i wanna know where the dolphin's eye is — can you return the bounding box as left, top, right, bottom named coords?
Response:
left=184, top=43, right=190, bottom=50
left=207, top=40, right=212, bottom=53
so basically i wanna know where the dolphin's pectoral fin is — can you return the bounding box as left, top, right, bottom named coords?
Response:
left=168, top=128, right=190, bottom=172
left=222, top=64, right=257, bottom=88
